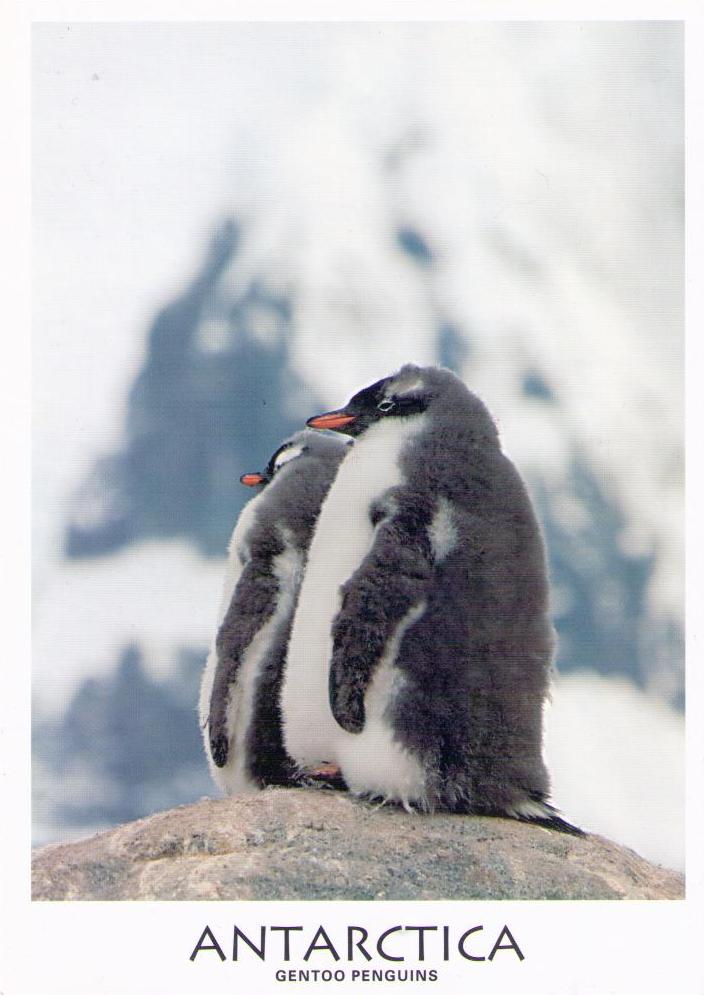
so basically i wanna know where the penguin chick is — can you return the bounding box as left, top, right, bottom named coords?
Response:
left=199, top=429, right=349, bottom=795
left=283, top=364, right=582, bottom=834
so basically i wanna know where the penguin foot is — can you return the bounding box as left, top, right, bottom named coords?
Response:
left=357, top=791, right=425, bottom=815
left=307, top=762, right=342, bottom=779
left=364, top=794, right=394, bottom=812
left=298, top=763, right=348, bottom=791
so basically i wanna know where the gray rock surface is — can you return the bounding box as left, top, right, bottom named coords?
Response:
left=32, top=787, right=684, bottom=901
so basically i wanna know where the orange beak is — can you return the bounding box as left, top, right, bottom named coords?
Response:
left=307, top=410, right=357, bottom=431
left=240, top=472, right=265, bottom=487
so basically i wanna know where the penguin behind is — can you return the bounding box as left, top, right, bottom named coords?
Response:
left=199, top=429, right=349, bottom=795
left=282, top=364, right=581, bottom=834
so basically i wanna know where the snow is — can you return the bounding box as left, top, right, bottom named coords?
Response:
left=32, top=541, right=225, bottom=718
left=545, top=672, right=684, bottom=871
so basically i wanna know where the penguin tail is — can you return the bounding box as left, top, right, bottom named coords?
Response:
left=511, top=798, right=586, bottom=837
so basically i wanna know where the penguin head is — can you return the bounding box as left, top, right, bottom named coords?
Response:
left=240, top=429, right=350, bottom=487
left=305, top=365, right=430, bottom=438
left=306, top=364, right=496, bottom=443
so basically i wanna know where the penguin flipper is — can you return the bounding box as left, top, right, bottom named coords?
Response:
left=208, top=560, right=279, bottom=767
left=329, top=516, right=432, bottom=733
left=328, top=658, right=367, bottom=734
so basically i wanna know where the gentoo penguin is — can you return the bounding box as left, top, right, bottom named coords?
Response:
left=281, top=364, right=582, bottom=834
left=199, top=429, right=349, bottom=795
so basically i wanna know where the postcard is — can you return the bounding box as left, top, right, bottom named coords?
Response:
left=1, top=3, right=701, bottom=994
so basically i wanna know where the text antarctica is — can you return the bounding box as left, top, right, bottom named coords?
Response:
left=189, top=923, right=524, bottom=963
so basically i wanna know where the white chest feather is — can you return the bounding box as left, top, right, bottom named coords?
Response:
left=281, top=415, right=427, bottom=777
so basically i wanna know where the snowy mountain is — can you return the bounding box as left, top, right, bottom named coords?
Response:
left=62, top=208, right=684, bottom=701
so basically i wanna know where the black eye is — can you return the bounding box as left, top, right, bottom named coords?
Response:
left=377, top=399, right=396, bottom=413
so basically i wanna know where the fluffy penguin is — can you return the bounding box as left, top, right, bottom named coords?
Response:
left=281, top=364, right=581, bottom=834
left=199, top=429, right=349, bottom=795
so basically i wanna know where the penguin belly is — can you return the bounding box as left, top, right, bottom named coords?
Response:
left=281, top=416, right=428, bottom=804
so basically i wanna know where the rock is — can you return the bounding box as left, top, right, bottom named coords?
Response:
left=31, top=787, right=683, bottom=901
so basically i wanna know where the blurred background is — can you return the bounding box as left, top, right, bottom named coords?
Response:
left=32, top=21, right=684, bottom=870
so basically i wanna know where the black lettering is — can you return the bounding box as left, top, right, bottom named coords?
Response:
left=377, top=926, right=404, bottom=962
left=405, top=925, right=438, bottom=961
left=271, top=926, right=303, bottom=961
left=429, top=969, right=438, bottom=981
left=458, top=925, right=485, bottom=962
left=232, top=925, right=265, bottom=961
left=303, top=925, right=341, bottom=962
left=348, top=925, right=372, bottom=961
left=489, top=925, right=525, bottom=962
left=443, top=925, right=450, bottom=961
left=189, top=925, right=226, bottom=962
